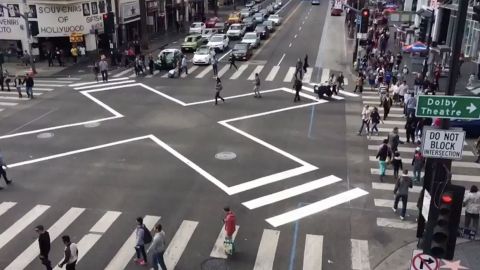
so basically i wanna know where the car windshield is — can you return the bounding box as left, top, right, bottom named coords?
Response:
left=191, top=23, right=202, bottom=28
left=255, top=26, right=264, bottom=31
left=210, top=36, right=223, bottom=42
left=244, top=17, right=253, bottom=22
left=196, top=47, right=209, bottom=54
left=160, top=51, right=175, bottom=61
left=255, top=13, right=262, bottom=17
left=263, top=21, right=272, bottom=25
left=270, top=15, right=278, bottom=19
left=241, top=9, right=249, bottom=13
left=244, top=33, right=257, bottom=39
left=185, top=37, right=196, bottom=42
left=234, top=44, right=248, bottom=50
left=230, top=25, right=242, bottom=30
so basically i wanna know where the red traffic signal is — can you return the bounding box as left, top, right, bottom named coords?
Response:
left=103, top=14, right=108, bottom=20
left=441, top=193, right=453, bottom=204
left=362, top=9, right=369, bottom=17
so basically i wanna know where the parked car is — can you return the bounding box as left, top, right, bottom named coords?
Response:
left=241, top=32, right=261, bottom=48
left=206, top=17, right=220, bottom=28
left=262, top=20, right=275, bottom=32
left=192, top=45, right=215, bottom=65
left=402, top=41, right=428, bottom=55
left=312, top=0, right=320, bottom=4
left=207, top=34, right=230, bottom=52
left=268, top=14, right=282, bottom=25
left=213, top=22, right=228, bottom=33
left=181, top=34, right=206, bottom=52
left=189, top=22, right=205, bottom=34
left=227, top=23, right=246, bottom=39
left=227, top=12, right=242, bottom=24
left=201, top=28, right=218, bottom=41
left=255, top=25, right=269, bottom=39
left=232, top=43, right=253, bottom=60
left=240, top=8, right=253, bottom=18
left=243, top=17, right=257, bottom=31
left=254, top=12, right=264, bottom=23
left=246, top=1, right=256, bottom=8
left=155, top=48, right=183, bottom=70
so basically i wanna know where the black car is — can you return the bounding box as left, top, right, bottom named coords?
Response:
left=243, top=17, right=257, bottom=31
left=255, top=25, right=269, bottom=39
left=232, top=43, right=253, bottom=60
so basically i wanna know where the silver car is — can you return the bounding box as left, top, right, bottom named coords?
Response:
left=241, top=32, right=261, bottom=48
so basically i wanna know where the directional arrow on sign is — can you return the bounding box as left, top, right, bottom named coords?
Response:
left=466, top=103, right=477, bottom=113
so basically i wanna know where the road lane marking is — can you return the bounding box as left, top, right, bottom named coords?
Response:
left=372, top=182, right=422, bottom=193
left=74, top=80, right=136, bottom=90
left=105, top=215, right=160, bottom=270
left=266, top=66, right=280, bottom=81
left=338, top=90, right=359, bottom=97
left=248, top=65, right=265, bottom=80
left=320, top=68, right=330, bottom=83
left=289, top=43, right=292, bottom=47
left=376, top=218, right=417, bottom=229
left=266, top=188, right=368, bottom=227
left=0, top=202, right=16, bottom=217
left=283, top=67, right=296, bottom=82
left=277, top=53, right=286, bottom=66
left=242, top=175, right=342, bottom=209
left=253, top=229, right=280, bottom=270
left=185, top=89, right=281, bottom=106
left=294, top=34, right=298, bottom=38
left=196, top=65, right=213, bottom=78
left=0, top=101, right=18, bottom=106
left=351, top=239, right=371, bottom=270
left=0, top=96, right=28, bottom=100
left=90, top=211, right=122, bottom=233
left=302, top=67, right=313, bottom=83
left=113, top=67, right=134, bottom=77
left=34, top=80, right=73, bottom=84
left=229, top=64, right=248, bottom=80
left=217, top=64, right=231, bottom=78
left=21, top=87, right=53, bottom=91
left=303, top=234, right=323, bottom=270
left=210, top=224, right=239, bottom=258
left=69, top=77, right=130, bottom=87
left=299, top=26, right=302, bottom=31
left=218, top=49, right=232, bottom=61
left=181, top=65, right=198, bottom=78
left=165, top=220, right=198, bottom=269
left=6, top=207, right=85, bottom=270
left=35, top=83, right=65, bottom=87
left=145, top=69, right=160, bottom=78
left=374, top=199, right=417, bottom=210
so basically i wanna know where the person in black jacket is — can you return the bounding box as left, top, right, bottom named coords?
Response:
left=293, top=78, right=302, bottom=102
left=376, top=139, right=392, bottom=182
left=35, top=225, right=52, bottom=270
left=24, top=73, right=34, bottom=99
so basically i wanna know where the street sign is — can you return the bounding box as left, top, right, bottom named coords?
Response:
left=422, top=190, right=431, bottom=221
left=421, top=127, right=465, bottom=160
left=416, top=95, right=480, bottom=119
left=411, top=249, right=440, bottom=270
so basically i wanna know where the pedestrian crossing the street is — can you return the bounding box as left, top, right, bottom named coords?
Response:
left=0, top=201, right=373, bottom=269
left=0, top=77, right=80, bottom=114
left=360, top=91, right=480, bottom=231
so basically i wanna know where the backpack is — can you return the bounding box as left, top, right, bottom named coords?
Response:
left=142, top=225, right=153, bottom=244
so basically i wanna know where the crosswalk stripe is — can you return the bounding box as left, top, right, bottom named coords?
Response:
left=146, top=70, right=160, bottom=78
left=368, top=136, right=408, bottom=141
left=165, top=220, right=198, bottom=269
left=217, top=64, right=231, bottom=78
left=0, top=96, right=25, bottom=100
left=196, top=66, right=213, bottom=78
left=283, top=67, right=296, bottom=82
left=248, top=65, right=265, bottom=80
left=377, top=107, right=403, bottom=112
left=362, top=95, right=381, bottom=100
left=181, top=66, right=199, bottom=78
left=367, top=145, right=475, bottom=156
left=331, top=95, right=345, bottom=100
left=161, top=71, right=170, bottom=78
left=35, top=83, right=65, bottom=87
left=105, top=215, right=161, bottom=270
left=380, top=120, right=404, bottom=125
left=303, top=234, right=323, bottom=270
left=266, top=66, right=280, bottom=81
left=243, top=175, right=343, bottom=209
left=376, top=217, right=417, bottom=229
left=52, top=211, right=121, bottom=270
left=253, top=229, right=280, bottom=270
left=344, top=78, right=349, bottom=86
left=0, top=202, right=17, bottom=217
left=5, top=207, right=85, bottom=270
left=374, top=199, right=417, bottom=210
left=383, top=113, right=404, bottom=118
left=368, top=156, right=480, bottom=169
left=302, top=67, right=313, bottom=83
left=0, top=108, right=4, bottom=112
left=34, top=80, right=72, bottom=84
left=372, top=182, right=422, bottom=193
left=0, top=101, right=18, bottom=106
left=0, top=204, right=50, bottom=250
left=338, top=90, right=359, bottom=97
left=371, top=168, right=480, bottom=182
left=320, top=68, right=330, bottom=83
left=73, top=80, right=136, bottom=90
left=210, top=224, right=240, bottom=259
left=0, top=91, right=43, bottom=96
left=266, top=188, right=369, bottom=227
left=113, top=67, right=134, bottom=78
left=229, top=64, right=248, bottom=80
left=69, top=77, right=130, bottom=87
left=56, top=77, right=81, bottom=81
left=351, top=239, right=370, bottom=270
left=22, top=87, right=54, bottom=91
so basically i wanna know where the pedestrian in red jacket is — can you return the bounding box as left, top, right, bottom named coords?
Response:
left=223, top=207, right=236, bottom=240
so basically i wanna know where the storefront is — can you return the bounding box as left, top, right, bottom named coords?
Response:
left=118, top=0, right=142, bottom=47
left=0, top=0, right=29, bottom=61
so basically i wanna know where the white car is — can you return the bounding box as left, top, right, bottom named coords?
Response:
left=201, top=28, right=218, bottom=41
left=241, top=32, right=260, bottom=48
left=189, top=22, right=205, bottom=34
left=268, top=14, right=282, bottom=25
left=226, top=24, right=246, bottom=39
left=192, top=45, right=215, bottom=65
left=207, top=34, right=230, bottom=52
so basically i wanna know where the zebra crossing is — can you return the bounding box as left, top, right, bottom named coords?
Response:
left=108, top=64, right=350, bottom=85
left=0, top=77, right=80, bottom=114
left=361, top=91, right=480, bottom=230
left=0, top=201, right=372, bottom=269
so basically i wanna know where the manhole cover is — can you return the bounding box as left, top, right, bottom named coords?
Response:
left=37, top=132, right=54, bottom=139
left=84, top=122, right=100, bottom=128
left=215, top=151, right=237, bottom=160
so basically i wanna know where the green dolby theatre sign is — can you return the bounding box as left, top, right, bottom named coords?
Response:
left=416, top=95, right=480, bottom=119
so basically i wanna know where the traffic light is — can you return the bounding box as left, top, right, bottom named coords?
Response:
left=418, top=18, right=428, bottom=42
left=360, top=8, right=370, bottom=33
left=423, top=183, right=465, bottom=260
left=473, top=5, right=480, bottom=21
left=103, top=12, right=115, bottom=34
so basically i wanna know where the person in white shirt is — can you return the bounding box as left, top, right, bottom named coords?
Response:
left=150, top=224, right=167, bottom=270
left=58, top=235, right=78, bottom=270
left=464, top=185, right=480, bottom=232
left=358, top=105, right=371, bottom=136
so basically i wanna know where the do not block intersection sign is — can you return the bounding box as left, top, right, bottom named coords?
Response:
left=421, top=127, right=466, bottom=160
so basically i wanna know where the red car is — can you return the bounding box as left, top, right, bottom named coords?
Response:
left=331, top=8, right=343, bottom=16
left=206, top=17, right=220, bottom=28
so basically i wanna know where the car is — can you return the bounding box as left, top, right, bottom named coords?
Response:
left=192, top=45, right=215, bottom=65
left=240, top=8, right=253, bottom=18
left=189, top=22, right=205, bottom=34
left=312, top=0, right=320, bottom=5
left=205, top=17, right=220, bottom=28
left=260, top=9, right=269, bottom=17
left=276, top=0, right=282, bottom=6
left=246, top=1, right=255, bottom=8
left=331, top=7, right=343, bottom=16
left=451, top=119, right=480, bottom=138
left=243, top=17, right=257, bottom=31
left=241, top=32, right=261, bottom=48
left=201, top=28, right=219, bottom=41
left=402, top=41, right=428, bottom=55
left=213, top=22, right=228, bottom=33
left=181, top=34, right=206, bottom=52
left=207, top=34, right=230, bottom=52
left=232, top=43, right=253, bottom=60
left=155, top=48, right=183, bottom=70
left=254, top=0, right=262, bottom=3
left=262, top=20, right=275, bottom=32
left=252, top=5, right=260, bottom=12
left=268, top=14, right=282, bottom=25
left=226, top=23, right=246, bottom=39
left=273, top=3, right=280, bottom=9
left=255, top=25, right=269, bottom=39
left=266, top=5, right=274, bottom=14
left=254, top=12, right=264, bottom=23
left=227, top=12, right=242, bottom=24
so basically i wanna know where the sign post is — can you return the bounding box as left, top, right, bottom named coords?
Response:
left=416, top=95, right=480, bottom=119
